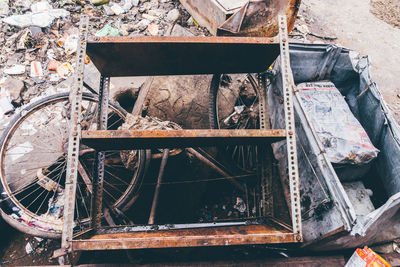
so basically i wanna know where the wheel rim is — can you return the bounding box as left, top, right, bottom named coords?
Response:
left=215, top=74, right=260, bottom=173
left=0, top=94, right=143, bottom=234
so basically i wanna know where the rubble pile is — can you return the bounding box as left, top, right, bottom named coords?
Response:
left=0, top=0, right=209, bottom=119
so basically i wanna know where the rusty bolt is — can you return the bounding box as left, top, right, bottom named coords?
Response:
left=289, top=131, right=293, bottom=136
left=296, top=235, right=302, bottom=241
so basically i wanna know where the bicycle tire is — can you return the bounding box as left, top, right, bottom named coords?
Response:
left=0, top=92, right=149, bottom=238
left=208, top=74, right=260, bottom=173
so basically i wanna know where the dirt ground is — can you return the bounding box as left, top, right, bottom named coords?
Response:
left=371, top=0, right=400, bottom=29
left=296, top=0, right=400, bottom=124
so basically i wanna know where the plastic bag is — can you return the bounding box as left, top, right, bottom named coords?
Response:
left=297, top=81, right=379, bottom=164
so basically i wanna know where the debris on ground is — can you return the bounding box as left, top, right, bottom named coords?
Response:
left=179, top=0, right=300, bottom=36
left=370, top=0, right=400, bottom=29
left=0, top=0, right=209, bottom=122
left=345, top=246, right=390, bottom=267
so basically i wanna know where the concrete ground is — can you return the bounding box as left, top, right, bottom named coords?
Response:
left=299, top=0, right=400, bottom=123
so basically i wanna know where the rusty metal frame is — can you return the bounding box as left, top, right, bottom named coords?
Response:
left=278, top=15, right=302, bottom=241
left=81, top=129, right=286, bottom=150
left=59, top=15, right=302, bottom=255
left=90, top=76, right=110, bottom=230
left=61, top=15, right=89, bottom=254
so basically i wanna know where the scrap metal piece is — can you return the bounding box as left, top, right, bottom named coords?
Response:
left=278, top=15, right=302, bottom=241
left=148, top=149, right=169, bottom=224
left=81, top=129, right=286, bottom=150
left=185, top=147, right=249, bottom=195
left=61, top=15, right=89, bottom=251
left=71, top=224, right=296, bottom=251
left=179, top=0, right=301, bottom=36
left=258, top=73, right=274, bottom=217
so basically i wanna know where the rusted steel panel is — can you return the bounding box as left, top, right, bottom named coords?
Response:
left=180, top=0, right=301, bottom=36
left=81, top=129, right=286, bottom=150
left=72, top=224, right=297, bottom=251
left=86, top=36, right=280, bottom=77
left=73, top=255, right=346, bottom=266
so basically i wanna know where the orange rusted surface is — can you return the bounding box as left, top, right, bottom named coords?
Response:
left=89, top=36, right=277, bottom=44
left=81, top=129, right=286, bottom=150
left=72, top=224, right=297, bottom=251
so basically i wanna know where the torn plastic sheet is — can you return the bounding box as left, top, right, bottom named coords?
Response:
left=268, top=43, right=400, bottom=249
left=297, top=81, right=379, bottom=164
left=180, top=0, right=300, bottom=36
left=3, top=9, right=70, bottom=28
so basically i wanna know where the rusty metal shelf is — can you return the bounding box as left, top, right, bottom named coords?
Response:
left=81, top=129, right=286, bottom=149
left=86, top=36, right=280, bottom=76
left=72, top=223, right=296, bottom=251
left=56, top=15, right=303, bottom=257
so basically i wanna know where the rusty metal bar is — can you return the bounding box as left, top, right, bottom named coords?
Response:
left=61, top=15, right=89, bottom=252
left=148, top=149, right=169, bottom=224
left=185, top=147, right=250, bottom=195
left=279, top=15, right=302, bottom=242
left=68, top=255, right=346, bottom=266
left=81, top=129, right=286, bottom=150
left=71, top=224, right=296, bottom=251
left=86, top=36, right=280, bottom=76
left=91, top=76, right=110, bottom=230
left=258, top=73, right=274, bottom=217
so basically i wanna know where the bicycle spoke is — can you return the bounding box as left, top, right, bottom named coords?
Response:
left=7, top=159, right=66, bottom=187
left=0, top=93, right=145, bottom=238
left=104, top=179, right=126, bottom=196
left=104, top=168, right=129, bottom=186
left=77, top=182, right=90, bottom=219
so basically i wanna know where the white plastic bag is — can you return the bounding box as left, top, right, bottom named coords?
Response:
left=297, top=81, right=379, bottom=164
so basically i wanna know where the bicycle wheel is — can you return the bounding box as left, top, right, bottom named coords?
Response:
left=0, top=92, right=149, bottom=238
left=209, top=74, right=260, bottom=173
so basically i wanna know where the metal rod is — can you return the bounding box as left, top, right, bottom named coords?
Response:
left=148, top=149, right=169, bottom=224
left=83, top=81, right=98, bottom=95
left=279, top=15, right=302, bottom=241
left=61, top=15, right=89, bottom=252
left=91, top=75, right=110, bottom=230
left=185, top=148, right=252, bottom=196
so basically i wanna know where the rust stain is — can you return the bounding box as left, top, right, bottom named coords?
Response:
left=72, top=224, right=298, bottom=251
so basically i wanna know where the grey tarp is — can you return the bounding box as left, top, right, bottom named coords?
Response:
left=268, top=43, right=400, bottom=249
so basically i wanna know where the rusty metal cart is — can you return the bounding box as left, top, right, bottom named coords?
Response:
left=55, top=15, right=301, bottom=255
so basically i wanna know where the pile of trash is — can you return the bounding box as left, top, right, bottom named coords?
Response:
left=0, top=0, right=208, bottom=121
